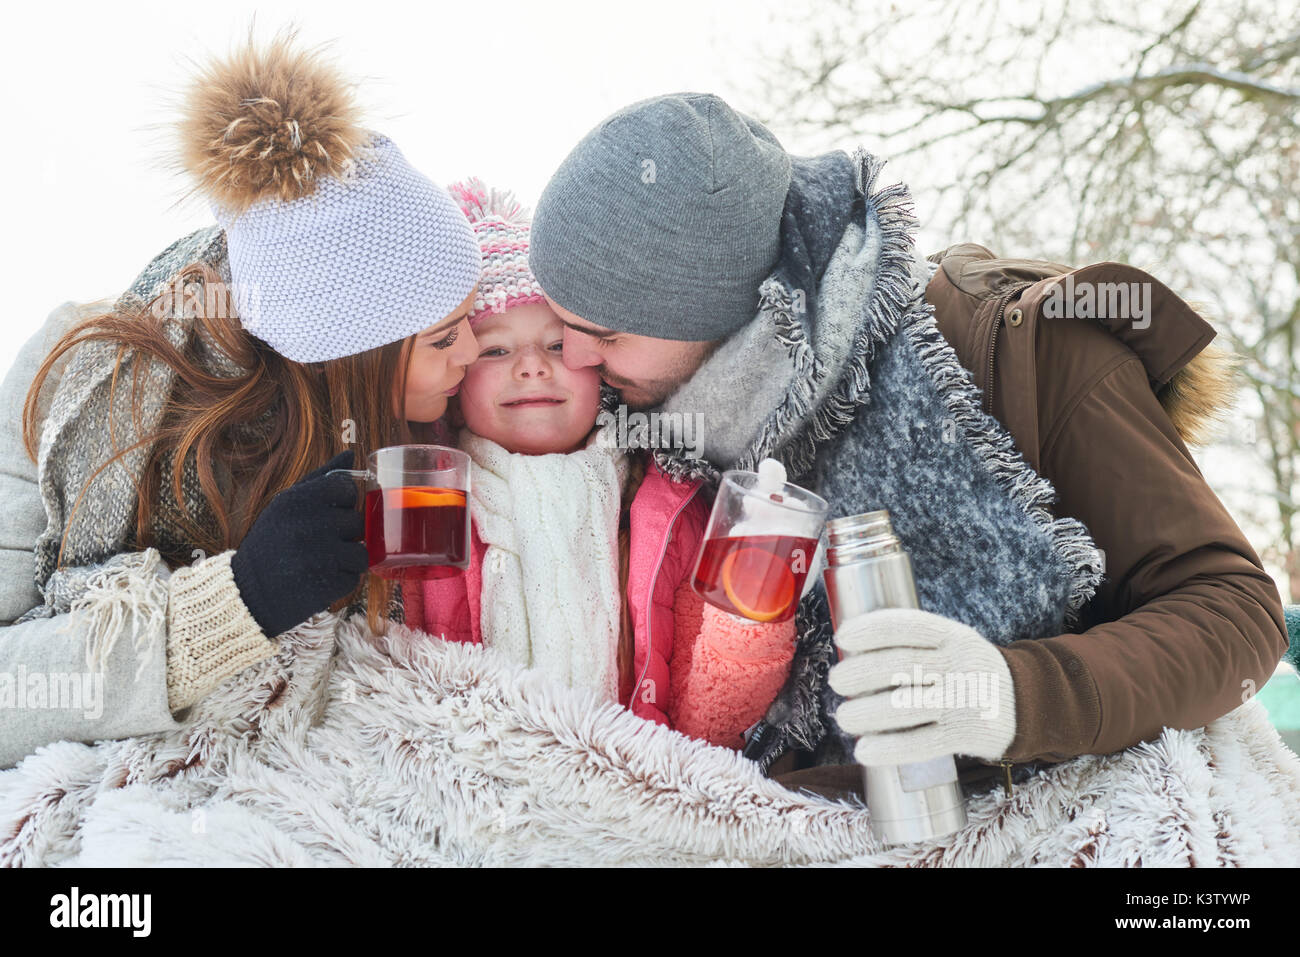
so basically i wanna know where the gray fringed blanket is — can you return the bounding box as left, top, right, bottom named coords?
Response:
left=3, top=596, right=1299, bottom=867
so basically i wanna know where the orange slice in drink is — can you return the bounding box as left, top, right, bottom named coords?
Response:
left=720, top=546, right=796, bottom=622
left=390, top=486, right=466, bottom=509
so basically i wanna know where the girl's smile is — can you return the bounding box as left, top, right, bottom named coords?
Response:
left=458, top=302, right=601, bottom=455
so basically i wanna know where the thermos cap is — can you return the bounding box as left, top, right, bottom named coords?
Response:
left=824, top=510, right=903, bottom=565
left=826, top=509, right=893, bottom=544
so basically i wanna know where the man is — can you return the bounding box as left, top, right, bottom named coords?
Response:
left=528, top=92, right=1288, bottom=795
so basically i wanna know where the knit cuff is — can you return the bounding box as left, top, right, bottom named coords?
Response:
left=166, top=550, right=277, bottom=714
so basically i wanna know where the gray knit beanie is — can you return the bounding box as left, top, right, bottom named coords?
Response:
left=530, top=93, right=792, bottom=342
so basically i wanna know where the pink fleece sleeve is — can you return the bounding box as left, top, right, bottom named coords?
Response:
left=667, top=579, right=797, bottom=751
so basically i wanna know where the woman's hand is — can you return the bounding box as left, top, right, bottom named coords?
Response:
left=230, top=450, right=369, bottom=637
left=827, top=608, right=1018, bottom=765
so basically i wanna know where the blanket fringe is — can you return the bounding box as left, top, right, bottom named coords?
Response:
left=745, top=148, right=919, bottom=482
left=902, top=312, right=1105, bottom=627
left=62, top=548, right=170, bottom=681
left=6, top=615, right=1299, bottom=867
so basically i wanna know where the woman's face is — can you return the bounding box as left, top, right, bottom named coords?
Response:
left=403, top=286, right=480, bottom=423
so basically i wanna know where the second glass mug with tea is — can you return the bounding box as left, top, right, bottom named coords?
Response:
left=691, top=458, right=829, bottom=623
left=330, top=445, right=471, bottom=580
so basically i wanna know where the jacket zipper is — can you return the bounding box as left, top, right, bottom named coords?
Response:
left=632, top=481, right=703, bottom=715
left=985, top=283, right=1031, bottom=796
left=983, top=284, right=1031, bottom=416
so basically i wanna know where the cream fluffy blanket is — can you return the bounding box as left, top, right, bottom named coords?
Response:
left=3, top=613, right=1299, bottom=867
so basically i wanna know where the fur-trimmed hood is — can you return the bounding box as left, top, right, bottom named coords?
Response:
left=1154, top=342, right=1237, bottom=448
left=926, top=244, right=1239, bottom=450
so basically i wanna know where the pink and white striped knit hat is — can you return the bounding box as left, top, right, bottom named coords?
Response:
left=446, top=177, right=547, bottom=325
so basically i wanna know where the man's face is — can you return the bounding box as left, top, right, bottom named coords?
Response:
left=546, top=295, right=718, bottom=410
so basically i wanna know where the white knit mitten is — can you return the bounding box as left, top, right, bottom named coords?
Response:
left=827, top=607, right=1016, bottom=766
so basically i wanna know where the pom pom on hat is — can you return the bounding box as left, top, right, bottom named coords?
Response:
left=449, top=176, right=531, bottom=226
left=172, top=30, right=483, bottom=364
left=178, top=28, right=371, bottom=215
left=447, top=176, right=547, bottom=324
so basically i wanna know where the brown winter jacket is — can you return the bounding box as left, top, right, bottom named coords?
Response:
left=770, top=242, right=1289, bottom=797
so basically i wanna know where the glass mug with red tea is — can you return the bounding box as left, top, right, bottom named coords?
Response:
left=329, top=445, right=470, bottom=580
left=692, top=459, right=829, bottom=622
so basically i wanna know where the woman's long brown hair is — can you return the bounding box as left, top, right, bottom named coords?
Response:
left=21, top=260, right=426, bottom=633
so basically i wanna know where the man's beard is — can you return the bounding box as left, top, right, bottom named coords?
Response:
left=596, top=368, right=678, bottom=411
left=596, top=342, right=719, bottom=411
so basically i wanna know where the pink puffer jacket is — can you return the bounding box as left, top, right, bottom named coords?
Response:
left=405, top=455, right=797, bottom=751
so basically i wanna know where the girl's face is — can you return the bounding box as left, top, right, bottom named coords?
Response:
left=459, top=301, right=603, bottom=455
left=403, top=286, right=480, bottom=423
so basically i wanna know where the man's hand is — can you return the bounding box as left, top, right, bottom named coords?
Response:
left=827, top=608, right=1017, bottom=766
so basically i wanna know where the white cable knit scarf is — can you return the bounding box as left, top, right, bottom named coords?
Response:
left=457, top=420, right=629, bottom=703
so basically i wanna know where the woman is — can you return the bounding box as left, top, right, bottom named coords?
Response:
left=0, top=34, right=481, bottom=768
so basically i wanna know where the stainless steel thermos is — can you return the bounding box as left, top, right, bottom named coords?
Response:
left=822, top=509, right=968, bottom=846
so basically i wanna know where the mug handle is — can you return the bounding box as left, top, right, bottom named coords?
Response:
left=328, top=468, right=374, bottom=481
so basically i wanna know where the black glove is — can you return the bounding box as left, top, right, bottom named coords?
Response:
left=231, top=450, right=369, bottom=637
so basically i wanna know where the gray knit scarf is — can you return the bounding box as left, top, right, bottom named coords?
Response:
left=21, top=227, right=399, bottom=630
left=22, top=228, right=232, bottom=615
left=643, top=148, right=1105, bottom=770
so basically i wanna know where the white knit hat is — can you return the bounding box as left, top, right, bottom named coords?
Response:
left=180, top=35, right=482, bottom=363
left=214, top=135, right=482, bottom=363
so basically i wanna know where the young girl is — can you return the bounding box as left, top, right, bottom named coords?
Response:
left=406, top=180, right=797, bottom=750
